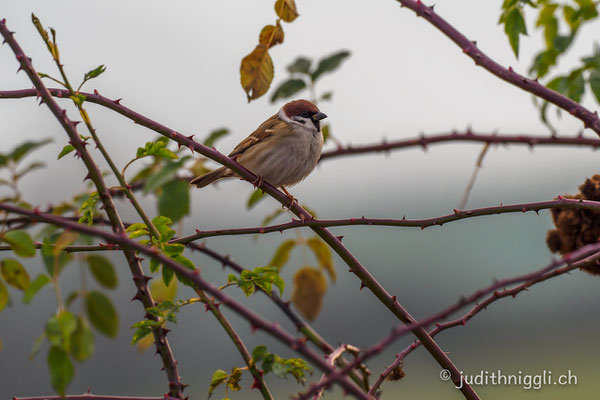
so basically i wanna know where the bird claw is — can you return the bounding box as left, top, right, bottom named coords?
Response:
left=252, top=174, right=264, bottom=188
left=280, top=187, right=297, bottom=209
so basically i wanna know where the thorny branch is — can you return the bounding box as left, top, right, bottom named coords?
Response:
left=394, top=0, right=600, bottom=135
left=0, top=20, right=186, bottom=398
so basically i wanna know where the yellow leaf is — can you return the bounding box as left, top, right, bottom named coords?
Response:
left=259, top=22, right=284, bottom=48
left=240, top=44, right=274, bottom=102
left=306, top=237, right=336, bottom=283
left=268, top=239, right=296, bottom=270
left=291, top=266, right=327, bottom=321
left=274, top=0, right=299, bottom=22
left=136, top=332, right=154, bottom=354
left=150, top=276, right=177, bottom=303
left=53, top=230, right=77, bottom=255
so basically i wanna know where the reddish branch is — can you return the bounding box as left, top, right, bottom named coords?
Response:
left=368, top=254, right=596, bottom=397
left=13, top=395, right=178, bottom=400
left=0, top=20, right=186, bottom=398
left=3, top=90, right=600, bottom=160
left=0, top=202, right=368, bottom=400
left=319, top=131, right=600, bottom=160
left=173, top=198, right=600, bottom=242
left=297, top=241, right=600, bottom=399
left=394, top=0, right=600, bottom=135
left=0, top=75, right=476, bottom=396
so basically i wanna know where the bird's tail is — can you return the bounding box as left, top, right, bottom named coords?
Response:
left=189, top=167, right=232, bottom=188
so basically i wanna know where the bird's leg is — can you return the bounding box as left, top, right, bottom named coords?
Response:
left=280, top=186, right=296, bottom=209
left=251, top=174, right=264, bottom=188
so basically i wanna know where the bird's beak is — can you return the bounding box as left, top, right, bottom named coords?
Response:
left=311, top=112, right=327, bottom=121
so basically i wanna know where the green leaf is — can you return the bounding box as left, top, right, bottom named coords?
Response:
left=87, top=255, right=117, bottom=289
left=208, top=369, right=229, bottom=398
left=500, top=7, right=527, bottom=58
left=41, top=234, right=73, bottom=276
left=162, top=265, right=174, bottom=287
left=268, top=239, right=296, bottom=270
left=47, top=345, right=74, bottom=395
left=247, top=189, right=266, bottom=209
left=135, top=138, right=178, bottom=160
left=270, top=79, right=307, bottom=103
left=9, top=138, right=52, bottom=162
left=287, top=56, right=312, bottom=74
left=158, top=180, right=190, bottom=223
left=46, top=311, right=77, bottom=348
left=0, top=280, right=8, bottom=311
left=152, top=215, right=172, bottom=227
left=203, top=128, right=230, bottom=148
left=553, top=34, right=572, bottom=53
left=83, top=65, right=106, bottom=81
left=85, top=290, right=119, bottom=338
left=252, top=345, right=269, bottom=362
left=0, top=154, right=8, bottom=167
left=69, top=93, right=86, bottom=106
left=23, top=273, right=50, bottom=304
left=1, top=258, right=31, bottom=290
left=566, top=69, right=585, bottom=102
left=589, top=69, right=600, bottom=103
left=144, top=158, right=189, bottom=193
left=261, top=208, right=285, bottom=226
left=131, top=326, right=153, bottom=345
left=2, top=230, right=36, bottom=257
left=78, top=192, right=99, bottom=225
left=311, top=50, right=351, bottom=81
left=15, top=161, right=45, bottom=180
left=70, top=316, right=94, bottom=362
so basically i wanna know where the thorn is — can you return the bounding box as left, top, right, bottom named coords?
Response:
left=522, top=207, right=527, bottom=213
left=453, top=209, right=461, bottom=214
left=508, top=66, right=514, bottom=72
left=251, top=324, right=259, bottom=333
left=336, top=235, right=344, bottom=242
left=94, top=89, right=99, bottom=95
left=83, top=172, right=92, bottom=182
left=131, top=292, right=144, bottom=302
left=250, top=376, right=262, bottom=390
left=360, top=282, right=366, bottom=291
left=113, top=98, right=122, bottom=104
left=391, top=296, right=396, bottom=302
left=133, top=274, right=152, bottom=283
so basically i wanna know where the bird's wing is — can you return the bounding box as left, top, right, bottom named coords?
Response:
left=228, top=115, right=285, bottom=157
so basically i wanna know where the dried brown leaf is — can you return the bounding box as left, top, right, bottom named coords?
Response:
left=240, top=44, right=274, bottom=102
left=274, top=0, right=299, bottom=22
left=291, top=266, right=327, bottom=321
left=259, top=22, right=284, bottom=48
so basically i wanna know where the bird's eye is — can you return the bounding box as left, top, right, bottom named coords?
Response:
left=301, top=111, right=310, bottom=118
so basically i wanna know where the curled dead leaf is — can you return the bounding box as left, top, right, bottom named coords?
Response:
left=274, top=0, right=299, bottom=22
left=259, top=22, right=284, bottom=48
left=240, top=44, right=274, bottom=102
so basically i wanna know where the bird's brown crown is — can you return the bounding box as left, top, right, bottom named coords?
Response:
left=281, top=99, right=321, bottom=118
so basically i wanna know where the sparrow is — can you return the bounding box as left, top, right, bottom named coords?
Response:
left=190, top=99, right=327, bottom=201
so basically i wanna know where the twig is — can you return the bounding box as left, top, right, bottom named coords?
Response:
left=459, top=143, right=490, bottom=209
left=0, top=20, right=186, bottom=398
left=318, top=130, right=600, bottom=161
left=312, top=345, right=361, bottom=400
left=172, top=198, right=597, bottom=242
left=394, top=0, right=600, bottom=135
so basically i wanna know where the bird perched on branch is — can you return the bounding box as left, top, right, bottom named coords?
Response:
left=190, top=99, right=327, bottom=203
